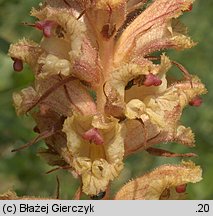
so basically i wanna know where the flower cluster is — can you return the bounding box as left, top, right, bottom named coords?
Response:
left=9, top=0, right=206, bottom=199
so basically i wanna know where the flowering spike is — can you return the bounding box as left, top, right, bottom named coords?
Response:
left=189, top=96, right=203, bottom=107
left=143, top=73, right=162, bottom=87
left=82, top=128, right=104, bottom=145
left=7, top=0, right=206, bottom=198
left=12, top=58, right=23, bottom=72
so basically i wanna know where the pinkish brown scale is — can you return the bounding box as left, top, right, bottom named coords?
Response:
left=82, top=128, right=104, bottom=145
left=175, top=184, right=187, bottom=193
left=189, top=96, right=202, bottom=107
left=143, top=73, right=162, bottom=87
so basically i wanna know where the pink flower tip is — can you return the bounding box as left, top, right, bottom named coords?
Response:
left=189, top=96, right=203, bottom=107
left=12, top=58, right=23, bottom=72
left=82, top=128, right=104, bottom=145
left=143, top=73, right=162, bottom=87
left=35, top=20, right=55, bottom=38
left=175, top=184, right=187, bottom=193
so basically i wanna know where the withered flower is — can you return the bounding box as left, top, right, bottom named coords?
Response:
left=8, top=0, right=206, bottom=199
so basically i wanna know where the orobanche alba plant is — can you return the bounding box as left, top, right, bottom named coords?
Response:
left=4, top=0, right=207, bottom=200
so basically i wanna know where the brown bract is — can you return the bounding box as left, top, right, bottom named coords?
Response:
left=8, top=0, right=206, bottom=198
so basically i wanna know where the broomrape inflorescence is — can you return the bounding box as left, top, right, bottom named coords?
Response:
left=7, top=0, right=207, bottom=199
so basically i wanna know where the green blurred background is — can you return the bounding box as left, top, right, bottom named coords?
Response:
left=0, top=0, right=212, bottom=199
